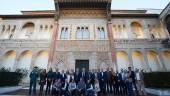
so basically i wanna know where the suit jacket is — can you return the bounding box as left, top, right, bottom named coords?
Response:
left=60, top=73, right=67, bottom=82
left=118, top=73, right=123, bottom=81
left=80, top=71, right=89, bottom=82
left=99, top=72, right=107, bottom=83
left=53, top=72, right=60, bottom=80
left=128, top=71, right=136, bottom=82
left=74, top=71, right=81, bottom=83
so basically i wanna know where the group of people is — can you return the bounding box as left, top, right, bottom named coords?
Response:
left=29, top=67, right=146, bottom=96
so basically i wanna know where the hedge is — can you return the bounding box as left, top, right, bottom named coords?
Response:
left=143, top=72, right=170, bottom=88
left=0, top=72, right=23, bottom=87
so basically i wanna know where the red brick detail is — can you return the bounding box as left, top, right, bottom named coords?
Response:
left=48, top=22, right=59, bottom=69
left=107, top=22, right=115, bottom=64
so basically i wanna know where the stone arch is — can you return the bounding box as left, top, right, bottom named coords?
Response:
left=132, top=50, right=145, bottom=70
left=19, top=22, right=35, bottom=39
left=34, top=50, right=49, bottom=69
left=147, top=50, right=161, bottom=71
left=161, top=50, right=170, bottom=71
left=131, top=22, right=144, bottom=39
left=116, top=51, right=129, bottom=72
left=17, top=50, right=32, bottom=70
left=1, top=50, right=16, bottom=70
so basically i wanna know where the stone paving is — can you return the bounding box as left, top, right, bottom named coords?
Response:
left=2, top=89, right=155, bottom=96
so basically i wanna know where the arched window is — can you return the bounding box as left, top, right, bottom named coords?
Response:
left=60, top=27, right=69, bottom=39
left=1, top=25, right=5, bottom=33
left=40, top=25, right=43, bottom=31
left=20, top=22, right=35, bottom=39
left=96, top=27, right=105, bottom=39
left=76, top=27, right=81, bottom=39
left=76, top=26, right=90, bottom=39
left=83, top=27, right=90, bottom=39
left=6, top=25, right=10, bottom=33
left=9, top=25, right=16, bottom=39
left=148, top=24, right=163, bottom=39
left=131, top=22, right=144, bottom=39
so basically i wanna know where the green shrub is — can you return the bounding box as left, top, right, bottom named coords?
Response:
left=143, top=72, right=170, bottom=88
left=0, top=68, right=28, bottom=87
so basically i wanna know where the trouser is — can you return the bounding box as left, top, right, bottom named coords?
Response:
left=126, top=81, right=134, bottom=96
left=136, top=80, right=145, bottom=95
left=119, top=81, right=127, bottom=95
left=106, top=81, right=113, bottom=93
left=86, top=90, right=94, bottom=96
left=113, top=82, right=119, bottom=95
left=132, top=81, right=138, bottom=95
left=99, top=81, right=106, bottom=94
left=39, top=84, right=45, bottom=94
left=46, top=82, right=52, bottom=94
left=29, top=80, right=36, bottom=95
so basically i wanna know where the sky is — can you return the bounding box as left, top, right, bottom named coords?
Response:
left=0, top=0, right=169, bottom=14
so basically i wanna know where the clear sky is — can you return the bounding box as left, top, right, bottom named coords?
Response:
left=0, top=0, right=169, bottom=14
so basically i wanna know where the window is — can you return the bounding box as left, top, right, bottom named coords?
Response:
left=76, top=26, right=90, bottom=39
left=148, top=24, right=161, bottom=39
left=1, top=25, right=5, bottom=33
left=83, top=27, right=90, bottom=39
left=96, top=27, right=105, bottom=39
left=22, top=22, right=35, bottom=39
left=60, top=27, right=68, bottom=39
left=131, top=22, right=144, bottom=39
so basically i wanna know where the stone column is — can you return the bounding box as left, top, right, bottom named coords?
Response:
left=30, top=52, right=37, bottom=70
left=141, top=49, right=151, bottom=72
left=48, top=21, right=59, bottom=69
left=12, top=50, right=20, bottom=72
left=157, top=49, right=167, bottom=71
left=142, top=21, right=150, bottom=39
left=125, top=20, right=133, bottom=39
left=106, top=21, right=116, bottom=70
left=127, top=49, right=134, bottom=70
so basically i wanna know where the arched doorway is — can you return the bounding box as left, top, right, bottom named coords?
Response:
left=147, top=50, right=161, bottom=71
left=161, top=50, right=170, bottom=71
left=34, top=51, right=49, bottom=69
left=116, top=51, right=129, bottom=72
left=1, top=50, right=16, bottom=70
left=17, top=50, right=32, bottom=70
left=132, top=51, right=145, bottom=70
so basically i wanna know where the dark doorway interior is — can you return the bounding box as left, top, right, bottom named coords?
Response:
left=75, top=60, right=89, bottom=71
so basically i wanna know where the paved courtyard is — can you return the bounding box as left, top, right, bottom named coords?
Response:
left=2, top=88, right=154, bottom=96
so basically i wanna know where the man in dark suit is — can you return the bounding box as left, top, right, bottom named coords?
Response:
left=128, top=67, right=138, bottom=95
left=98, top=68, right=107, bottom=94
left=60, top=70, right=67, bottom=83
left=90, top=69, right=96, bottom=85
left=81, top=68, right=89, bottom=83
left=53, top=68, right=60, bottom=83
left=29, top=67, right=38, bottom=95
left=74, top=68, right=81, bottom=84
left=118, top=69, right=127, bottom=95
